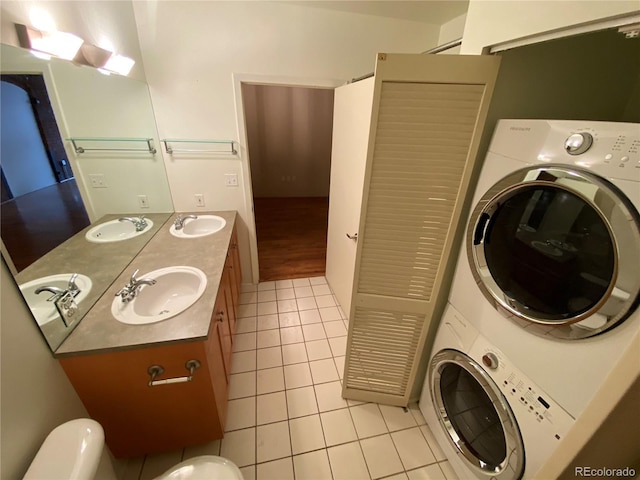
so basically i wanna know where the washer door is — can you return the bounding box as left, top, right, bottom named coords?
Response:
left=430, top=349, right=524, bottom=480
left=468, top=165, right=640, bottom=339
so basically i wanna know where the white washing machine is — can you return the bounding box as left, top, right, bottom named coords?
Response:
left=449, top=119, right=640, bottom=420
left=419, top=303, right=574, bottom=480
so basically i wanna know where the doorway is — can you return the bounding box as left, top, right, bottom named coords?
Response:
left=242, top=83, right=334, bottom=281
left=1, top=74, right=90, bottom=272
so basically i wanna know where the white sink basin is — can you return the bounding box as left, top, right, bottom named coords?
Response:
left=111, top=266, right=208, bottom=325
left=85, top=218, right=154, bottom=243
left=170, top=215, right=226, bottom=238
left=20, top=273, right=92, bottom=326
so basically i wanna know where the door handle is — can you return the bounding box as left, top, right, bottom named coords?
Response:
left=346, top=233, right=358, bottom=241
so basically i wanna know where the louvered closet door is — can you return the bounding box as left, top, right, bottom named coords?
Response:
left=343, top=54, right=500, bottom=405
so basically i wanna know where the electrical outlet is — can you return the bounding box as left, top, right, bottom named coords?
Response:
left=195, top=194, right=205, bottom=207
left=138, top=195, right=149, bottom=208
left=224, top=174, right=238, bottom=187
left=88, top=174, right=107, bottom=188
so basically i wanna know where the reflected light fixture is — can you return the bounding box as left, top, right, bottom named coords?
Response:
left=15, top=23, right=83, bottom=61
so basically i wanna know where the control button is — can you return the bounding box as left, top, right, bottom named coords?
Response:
left=564, top=132, right=594, bottom=155
left=482, top=352, right=499, bottom=370
left=621, top=156, right=630, bottom=162
left=605, top=154, right=613, bottom=160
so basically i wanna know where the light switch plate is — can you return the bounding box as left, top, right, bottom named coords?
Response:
left=224, top=174, right=238, bottom=187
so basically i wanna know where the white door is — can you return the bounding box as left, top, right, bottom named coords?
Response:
left=325, top=77, right=374, bottom=314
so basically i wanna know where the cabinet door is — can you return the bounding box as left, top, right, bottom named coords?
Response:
left=229, top=226, right=242, bottom=304
left=214, top=286, right=232, bottom=381
left=224, top=255, right=237, bottom=336
left=342, top=53, right=500, bottom=406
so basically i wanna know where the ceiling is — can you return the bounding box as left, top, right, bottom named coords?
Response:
left=286, top=1, right=469, bottom=25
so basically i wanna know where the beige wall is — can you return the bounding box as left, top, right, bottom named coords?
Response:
left=437, top=13, right=466, bottom=54
left=244, top=84, right=334, bottom=198
left=0, top=261, right=88, bottom=479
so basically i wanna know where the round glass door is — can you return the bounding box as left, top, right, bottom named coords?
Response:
left=468, top=166, right=640, bottom=339
left=430, top=349, right=524, bottom=480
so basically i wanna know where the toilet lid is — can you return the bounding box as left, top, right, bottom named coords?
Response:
left=158, top=455, right=244, bottom=480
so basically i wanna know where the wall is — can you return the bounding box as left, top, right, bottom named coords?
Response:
left=243, top=84, right=334, bottom=198
left=461, top=0, right=640, bottom=54
left=437, top=13, right=466, bottom=54
left=0, top=260, right=88, bottom=478
left=133, top=0, right=441, bottom=282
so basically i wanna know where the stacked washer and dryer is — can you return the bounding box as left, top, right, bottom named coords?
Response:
left=419, top=120, right=640, bottom=480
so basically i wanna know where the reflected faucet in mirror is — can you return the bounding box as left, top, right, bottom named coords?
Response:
left=119, top=215, right=148, bottom=232
left=116, top=269, right=157, bottom=303
left=34, top=273, right=81, bottom=326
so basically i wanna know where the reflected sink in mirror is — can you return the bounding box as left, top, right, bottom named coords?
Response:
left=20, top=273, right=92, bottom=326
left=85, top=217, right=154, bottom=243
left=112, top=266, right=207, bottom=325
left=170, top=215, right=226, bottom=238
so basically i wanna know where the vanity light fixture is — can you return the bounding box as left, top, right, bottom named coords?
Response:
left=15, top=23, right=83, bottom=61
left=102, top=53, right=135, bottom=76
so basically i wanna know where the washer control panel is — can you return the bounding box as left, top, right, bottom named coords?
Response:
left=564, top=132, right=594, bottom=155
left=469, top=335, right=575, bottom=443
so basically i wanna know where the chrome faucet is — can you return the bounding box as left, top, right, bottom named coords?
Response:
left=35, top=273, right=80, bottom=302
left=173, top=214, right=198, bottom=230
left=119, top=216, right=148, bottom=232
left=115, top=269, right=157, bottom=303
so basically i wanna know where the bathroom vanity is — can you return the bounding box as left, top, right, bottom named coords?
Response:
left=56, top=211, right=241, bottom=458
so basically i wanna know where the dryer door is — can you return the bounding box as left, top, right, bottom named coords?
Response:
left=468, top=165, right=640, bottom=339
left=430, top=349, right=524, bottom=480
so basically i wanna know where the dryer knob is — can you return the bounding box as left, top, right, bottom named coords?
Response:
left=482, top=353, right=499, bottom=370
left=564, top=132, right=593, bottom=155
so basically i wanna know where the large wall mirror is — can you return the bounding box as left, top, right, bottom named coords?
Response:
left=1, top=43, right=174, bottom=351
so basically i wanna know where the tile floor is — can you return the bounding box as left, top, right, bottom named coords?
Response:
left=120, top=277, right=458, bottom=480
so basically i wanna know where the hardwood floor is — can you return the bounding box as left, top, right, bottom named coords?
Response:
left=254, top=197, right=329, bottom=282
left=1, top=179, right=90, bottom=272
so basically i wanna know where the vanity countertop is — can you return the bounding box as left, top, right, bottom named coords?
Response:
left=55, top=210, right=237, bottom=357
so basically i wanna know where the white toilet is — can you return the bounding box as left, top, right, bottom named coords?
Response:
left=24, top=419, right=244, bottom=480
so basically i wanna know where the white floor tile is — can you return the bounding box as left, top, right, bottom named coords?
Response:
left=257, top=314, right=279, bottom=331
left=438, top=461, right=459, bottom=480
left=235, top=316, right=257, bottom=333
left=360, top=434, right=404, bottom=479
left=420, top=425, right=446, bottom=461
left=241, top=283, right=258, bottom=293
left=294, top=286, right=314, bottom=298
left=228, top=371, right=256, bottom=399
left=277, top=287, right=296, bottom=300
left=310, top=276, right=328, bottom=286
left=292, top=450, right=332, bottom=480
left=334, top=356, right=345, bottom=379
left=282, top=343, right=308, bottom=365
left=292, top=278, right=311, bottom=287
left=257, top=346, right=283, bottom=370
left=256, top=391, right=288, bottom=425
left=284, top=363, right=313, bottom=389
left=258, top=301, right=278, bottom=316
left=406, top=464, right=447, bottom=480
left=350, top=404, right=388, bottom=439
left=239, top=292, right=258, bottom=304
left=225, top=397, right=256, bottom=431
left=391, top=427, right=437, bottom=470
left=319, top=306, right=342, bottom=322
left=379, top=404, right=418, bottom=432
left=286, top=386, right=318, bottom=418
left=237, top=303, right=257, bottom=318
left=239, top=465, right=256, bottom=480
left=280, top=326, right=305, bottom=345
left=277, top=299, right=298, bottom=313
left=327, top=442, right=371, bottom=480
left=257, top=367, right=285, bottom=394
left=275, top=279, right=294, bottom=289
left=139, top=450, right=182, bottom=480
left=306, top=339, right=333, bottom=361
left=258, top=290, right=277, bottom=303
left=256, top=457, right=295, bottom=480
left=314, top=381, right=348, bottom=412
left=299, top=309, right=322, bottom=324
left=384, top=474, right=409, bottom=480
left=409, top=403, right=427, bottom=426
left=257, top=329, right=281, bottom=348
left=312, top=284, right=332, bottom=296
left=310, top=358, right=339, bottom=384
left=183, top=439, right=221, bottom=459
left=256, top=420, right=292, bottom=463
left=119, top=456, right=144, bottom=480
left=230, top=350, right=256, bottom=374
left=296, top=296, right=318, bottom=311
left=258, top=281, right=276, bottom=291
left=220, top=428, right=256, bottom=468
left=320, top=408, right=357, bottom=447
left=323, top=320, right=347, bottom=338
left=233, top=332, right=257, bottom=352
left=314, top=295, right=336, bottom=308
left=328, top=336, right=347, bottom=356
left=289, top=414, right=326, bottom=454
left=302, top=323, right=326, bottom=341
left=279, top=311, right=301, bottom=327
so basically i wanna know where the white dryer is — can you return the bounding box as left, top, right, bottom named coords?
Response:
left=449, top=120, right=640, bottom=419
left=419, top=303, right=574, bottom=480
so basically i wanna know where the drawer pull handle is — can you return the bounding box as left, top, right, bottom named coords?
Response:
left=147, top=360, right=201, bottom=386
